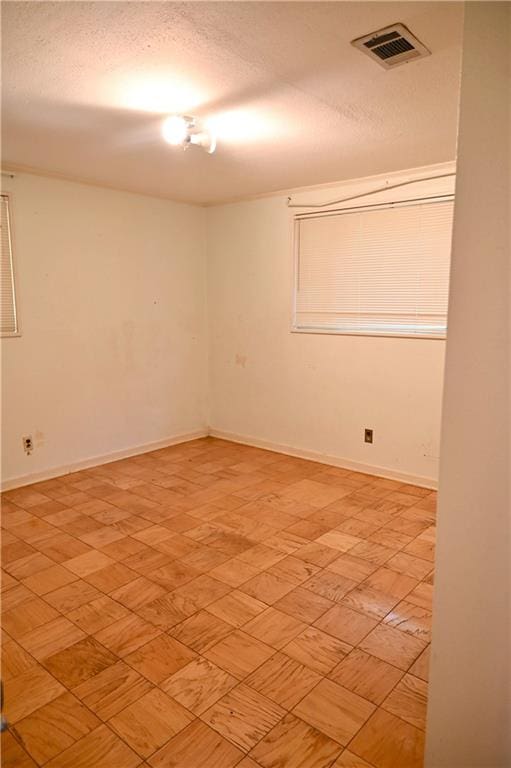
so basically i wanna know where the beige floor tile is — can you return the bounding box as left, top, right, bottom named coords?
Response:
left=251, top=713, right=342, bottom=768
left=108, top=687, right=193, bottom=758
left=80, top=525, right=126, bottom=549
left=12, top=692, right=100, bottom=764
left=368, top=529, right=413, bottom=550
left=83, top=562, right=139, bottom=592
left=17, top=616, right=86, bottom=660
left=63, top=550, right=116, bottom=577
left=243, top=607, right=307, bottom=649
left=180, top=545, right=230, bottom=572
left=326, top=554, right=378, bottom=583
left=385, top=552, right=433, bottom=580
left=294, top=542, right=340, bottom=568
left=285, top=520, right=330, bottom=540
left=45, top=580, right=102, bottom=613
left=94, top=613, right=162, bottom=656
left=207, top=589, right=267, bottom=627
left=358, top=624, right=427, bottom=671
left=1, top=570, right=20, bottom=592
left=125, top=634, right=196, bottom=683
left=110, top=577, right=166, bottom=611
left=403, top=534, right=435, bottom=563
left=237, top=544, right=287, bottom=570
left=340, top=585, right=399, bottom=620
left=162, top=656, right=237, bottom=714
left=315, top=531, right=363, bottom=553
left=406, top=582, right=434, bottom=611
left=267, top=555, right=320, bottom=585
left=348, top=708, right=425, bottom=768
left=44, top=724, right=141, bottom=768
left=2, top=440, right=431, bottom=768
left=201, top=683, right=285, bottom=752
left=1, top=582, right=32, bottom=611
left=329, top=649, right=403, bottom=705
left=1, top=639, right=37, bottom=680
left=264, top=530, right=310, bottom=555
left=274, top=585, right=334, bottom=624
left=171, top=574, right=232, bottom=611
left=5, top=552, right=55, bottom=579
left=204, top=629, right=275, bottom=679
left=73, top=660, right=152, bottom=720
left=67, top=595, right=130, bottom=634
left=283, top=627, right=352, bottom=675
left=333, top=750, right=374, bottom=767
left=383, top=601, right=432, bottom=642
left=22, top=564, right=77, bottom=595
left=146, top=561, right=200, bottom=591
left=245, top=652, right=322, bottom=709
left=349, top=542, right=396, bottom=566
left=4, top=665, right=65, bottom=722
left=123, top=549, right=172, bottom=577
left=336, top=518, right=380, bottom=539
left=42, top=636, right=117, bottom=687
left=1, top=730, right=38, bottom=768
left=208, top=557, right=261, bottom=587
left=149, top=719, right=243, bottom=768
left=169, top=609, right=234, bottom=652
left=315, top=604, right=378, bottom=646
left=382, top=674, right=428, bottom=729
left=282, top=479, right=349, bottom=509
left=409, top=645, right=430, bottom=682
left=364, top=567, right=419, bottom=600
left=240, top=571, right=298, bottom=604
left=293, top=678, right=375, bottom=745
left=303, top=570, right=359, bottom=604
left=136, top=592, right=193, bottom=629
left=100, top=535, right=148, bottom=561
left=2, top=596, right=59, bottom=638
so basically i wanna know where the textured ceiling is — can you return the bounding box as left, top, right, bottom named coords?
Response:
left=1, top=2, right=463, bottom=204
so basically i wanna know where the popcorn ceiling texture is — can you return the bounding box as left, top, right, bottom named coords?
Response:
left=2, top=1, right=462, bottom=204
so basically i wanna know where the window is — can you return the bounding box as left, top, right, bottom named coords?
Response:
left=293, top=196, right=454, bottom=338
left=1, top=194, right=19, bottom=336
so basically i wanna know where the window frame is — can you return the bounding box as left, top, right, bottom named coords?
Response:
left=0, top=190, right=21, bottom=338
left=291, top=195, right=454, bottom=341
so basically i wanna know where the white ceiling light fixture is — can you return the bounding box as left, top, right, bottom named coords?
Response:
left=161, top=114, right=216, bottom=154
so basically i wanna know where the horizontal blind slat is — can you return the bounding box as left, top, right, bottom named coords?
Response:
left=0, top=194, right=18, bottom=334
left=295, top=198, right=453, bottom=337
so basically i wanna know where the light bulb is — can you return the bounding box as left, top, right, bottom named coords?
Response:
left=189, top=131, right=216, bottom=154
left=162, top=115, right=189, bottom=145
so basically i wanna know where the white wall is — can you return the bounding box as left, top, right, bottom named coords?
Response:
left=426, top=4, right=511, bottom=766
left=1, top=173, right=208, bottom=487
left=1, top=163, right=456, bottom=490
left=207, top=165, right=455, bottom=487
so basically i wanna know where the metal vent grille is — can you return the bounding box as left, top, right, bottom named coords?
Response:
left=352, top=23, right=430, bottom=69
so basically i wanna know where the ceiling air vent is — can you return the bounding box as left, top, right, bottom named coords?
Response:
left=351, top=23, right=430, bottom=69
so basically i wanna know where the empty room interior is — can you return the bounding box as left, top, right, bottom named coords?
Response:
left=0, top=2, right=509, bottom=768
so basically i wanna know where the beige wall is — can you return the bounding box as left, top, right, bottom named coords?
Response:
left=426, top=3, right=510, bottom=766
left=206, top=166, right=455, bottom=487
left=0, top=173, right=208, bottom=487
left=1, top=165, right=454, bottom=491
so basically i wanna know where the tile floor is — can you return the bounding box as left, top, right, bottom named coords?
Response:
left=1, top=437, right=435, bottom=767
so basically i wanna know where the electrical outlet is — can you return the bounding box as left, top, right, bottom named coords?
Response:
left=22, top=436, right=33, bottom=455
left=364, top=428, right=373, bottom=444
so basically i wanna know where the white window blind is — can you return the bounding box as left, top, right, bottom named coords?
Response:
left=294, top=197, right=454, bottom=338
left=1, top=194, right=18, bottom=336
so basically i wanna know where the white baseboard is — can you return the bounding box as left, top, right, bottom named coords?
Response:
left=1, top=426, right=437, bottom=492
left=0, top=429, right=209, bottom=491
left=209, top=428, right=438, bottom=490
